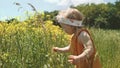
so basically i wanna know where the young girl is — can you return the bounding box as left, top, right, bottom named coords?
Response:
left=52, top=8, right=101, bottom=68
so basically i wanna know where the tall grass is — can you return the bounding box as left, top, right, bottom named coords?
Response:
left=0, top=21, right=72, bottom=68
left=0, top=21, right=120, bottom=68
left=90, top=28, right=120, bottom=68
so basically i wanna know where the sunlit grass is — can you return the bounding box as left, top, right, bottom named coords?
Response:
left=0, top=21, right=120, bottom=68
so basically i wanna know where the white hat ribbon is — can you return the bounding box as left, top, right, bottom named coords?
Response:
left=56, top=15, right=83, bottom=27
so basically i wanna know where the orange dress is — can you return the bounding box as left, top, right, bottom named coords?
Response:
left=70, top=28, right=102, bottom=68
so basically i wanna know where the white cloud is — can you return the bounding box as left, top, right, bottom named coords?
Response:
left=57, top=0, right=69, bottom=6
left=45, top=0, right=106, bottom=6
left=45, top=0, right=59, bottom=3
left=72, top=0, right=106, bottom=6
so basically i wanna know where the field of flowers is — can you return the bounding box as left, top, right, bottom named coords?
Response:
left=0, top=20, right=120, bottom=68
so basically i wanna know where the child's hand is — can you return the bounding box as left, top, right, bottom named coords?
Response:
left=52, top=47, right=59, bottom=52
left=68, top=55, right=79, bottom=65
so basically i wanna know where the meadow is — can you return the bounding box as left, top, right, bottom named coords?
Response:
left=0, top=20, right=120, bottom=68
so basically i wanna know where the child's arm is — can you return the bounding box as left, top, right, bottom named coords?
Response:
left=68, top=31, right=94, bottom=64
left=78, top=31, right=94, bottom=58
left=53, top=45, right=70, bottom=53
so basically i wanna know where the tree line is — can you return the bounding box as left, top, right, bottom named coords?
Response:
left=47, top=1, right=120, bottom=29
left=76, top=1, right=120, bottom=29
left=3, top=0, right=120, bottom=29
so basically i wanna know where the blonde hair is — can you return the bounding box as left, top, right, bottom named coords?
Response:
left=58, top=8, right=84, bottom=21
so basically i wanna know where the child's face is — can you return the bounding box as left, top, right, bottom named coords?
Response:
left=60, top=23, right=75, bottom=35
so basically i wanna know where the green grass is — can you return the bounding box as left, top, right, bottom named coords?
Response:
left=0, top=22, right=120, bottom=68
left=90, top=28, right=120, bottom=68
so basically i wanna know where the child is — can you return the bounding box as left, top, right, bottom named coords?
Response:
left=52, top=8, right=101, bottom=68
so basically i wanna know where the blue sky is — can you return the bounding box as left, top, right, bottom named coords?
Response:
left=0, top=0, right=116, bottom=21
